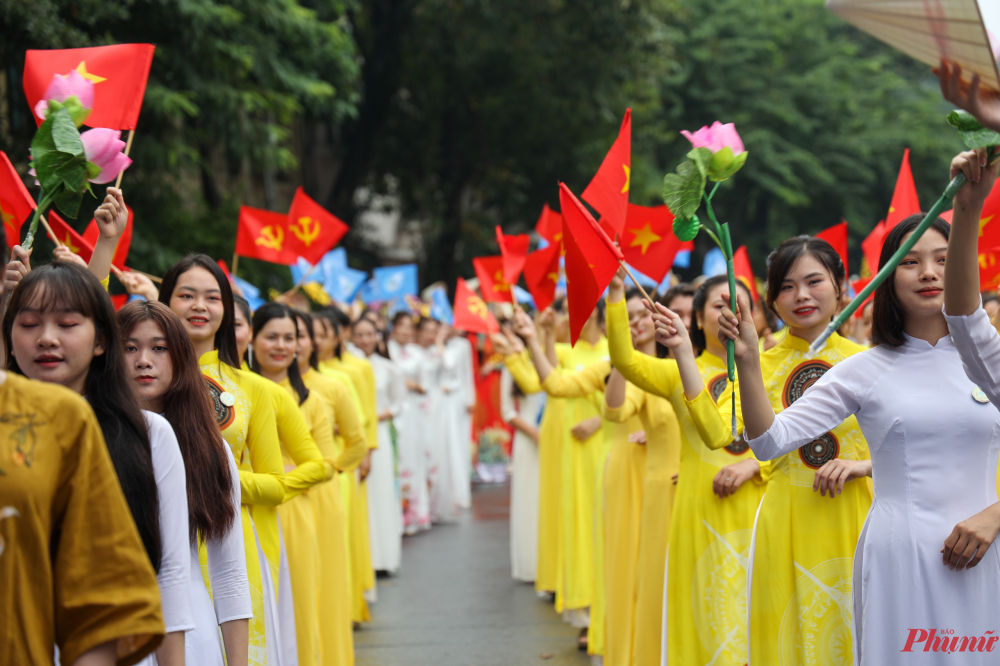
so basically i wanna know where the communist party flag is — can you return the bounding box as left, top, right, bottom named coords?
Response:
left=733, top=245, right=759, bottom=302
left=286, top=187, right=349, bottom=264
left=495, top=226, right=530, bottom=285
left=23, top=45, right=156, bottom=130
left=980, top=246, right=1000, bottom=291
left=816, top=220, right=848, bottom=278
left=535, top=203, right=564, bottom=246
left=472, top=255, right=513, bottom=303
left=861, top=220, right=888, bottom=275
left=582, top=108, right=631, bottom=235
left=884, top=149, right=921, bottom=231
left=453, top=277, right=499, bottom=334
left=48, top=211, right=94, bottom=262
left=620, top=203, right=692, bottom=283
left=235, top=205, right=297, bottom=265
left=974, top=182, right=1000, bottom=289
left=560, top=182, right=623, bottom=345
left=522, top=242, right=561, bottom=312
left=83, top=204, right=134, bottom=270
left=1, top=151, right=35, bottom=251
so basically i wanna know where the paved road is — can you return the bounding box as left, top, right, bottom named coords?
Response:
left=354, top=483, right=591, bottom=666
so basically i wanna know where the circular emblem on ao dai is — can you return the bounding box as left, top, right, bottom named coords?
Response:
left=799, top=432, right=840, bottom=469
left=708, top=372, right=729, bottom=403
left=204, top=376, right=236, bottom=430
left=782, top=359, right=832, bottom=407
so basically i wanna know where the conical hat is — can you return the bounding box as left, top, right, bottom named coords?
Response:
left=827, top=0, right=1000, bottom=91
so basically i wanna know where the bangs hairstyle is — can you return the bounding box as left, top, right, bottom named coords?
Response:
left=251, top=303, right=309, bottom=405
left=292, top=309, right=320, bottom=370
left=871, top=214, right=951, bottom=348
left=690, top=275, right=753, bottom=352
left=764, top=236, right=845, bottom=314
left=3, top=262, right=161, bottom=571
left=117, top=301, right=236, bottom=544
left=159, top=254, right=239, bottom=368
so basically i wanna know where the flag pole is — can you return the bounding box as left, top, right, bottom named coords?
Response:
left=231, top=253, right=240, bottom=278
left=618, top=260, right=653, bottom=304
left=39, top=214, right=64, bottom=248
left=114, top=130, right=135, bottom=190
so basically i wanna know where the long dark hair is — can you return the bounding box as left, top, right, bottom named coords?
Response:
left=292, top=309, right=320, bottom=370
left=4, top=262, right=161, bottom=570
left=690, top=275, right=753, bottom=352
left=251, top=303, right=309, bottom=405
left=234, top=294, right=252, bottom=367
left=764, top=236, right=845, bottom=315
left=870, top=214, right=951, bottom=347
left=159, top=254, right=240, bottom=368
left=314, top=308, right=342, bottom=359
left=117, top=301, right=236, bottom=544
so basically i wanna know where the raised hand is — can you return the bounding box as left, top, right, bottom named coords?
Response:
left=4, top=245, right=31, bottom=295
left=647, top=300, right=691, bottom=351
left=490, top=332, right=514, bottom=356
left=536, top=307, right=556, bottom=331
left=116, top=269, right=159, bottom=301
left=94, top=187, right=128, bottom=242
left=512, top=307, right=537, bottom=340
left=718, top=291, right=759, bottom=361
left=951, top=148, right=1000, bottom=210
left=504, top=330, right=525, bottom=353
left=937, top=60, right=1000, bottom=133
left=608, top=264, right=627, bottom=302
left=53, top=246, right=88, bottom=269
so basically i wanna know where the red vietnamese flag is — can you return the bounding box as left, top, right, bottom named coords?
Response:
left=453, top=278, right=499, bottom=334
left=110, top=294, right=129, bottom=311
left=48, top=211, right=94, bottom=262
left=620, top=203, right=689, bottom=283
left=980, top=245, right=1000, bottom=291
left=535, top=203, right=564, bottom=246
left=560, top=182, right=623, bottom=345
left=472, top=255, right=513, bottom=303
left=286, top=187, right=349, bottom=264
left=235, top=205, right=297, bottom=265
left=885, top=149, right=921, bottom=231
left=861, top=221, right=888, bottom=275
left=816, top=220, right=848, bottom=278
left=582, top=108, right=631, bottom=235
left=732, top=245, right=759, bottom=302
left=0, top=151, right=36, bottom=251
left=976, top=181, right=1000, bottom=251
left=495, top=226, right=530, bottom=285
left=522, top=242, right=561, bottom=312
left=23, top=45, right=156, bottom=130
left=83, top=204, right=134, bottom=270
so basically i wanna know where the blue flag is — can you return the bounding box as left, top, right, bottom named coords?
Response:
left=428, top=286, right=454, bottom=325
left=233, top=275, right=266, bottom=312
left=324, top=266, right=368, bottom=303
left=373, top=264, right=418, bottom=300
left=514, top=285, right=535, bottom=307
left=358, top=278, right=382, bottom=305
left=290, top=257, right=315, bottom=285
left=702, top=247, right=727, bottom=277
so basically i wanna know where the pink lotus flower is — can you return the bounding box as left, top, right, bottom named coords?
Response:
left=680, top=121, right=748, bottom=182
left=681, top=121, right=745, bottom=155
left=81, top=128, right=132, bottom=183
left=34, top=71, right=94, bottom=127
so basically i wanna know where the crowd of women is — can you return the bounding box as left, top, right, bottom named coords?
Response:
left=0, top=182, right=479, bottom=665
left=5, top=62, right=1000, bottom=666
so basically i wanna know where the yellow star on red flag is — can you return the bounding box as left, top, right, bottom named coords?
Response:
left=74, top=61, right=106, bottom=83
left=629, top=222, right=661, bottom=255
left=621, top=164, right=630, bottom=194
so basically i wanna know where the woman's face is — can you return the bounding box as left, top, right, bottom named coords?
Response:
left=124, top=319, right=174, bottom=409
left=417, top=320, right=439, bottom=347
left=295, top=317, right=314, bottom=370
left=252, top=316, right=297, bottom=375
left=893, top=229, right=947, bottom=320
left=393, top=316, right=414, bottom=345
left=626, top=296, right=655, bottom=347
left=10, top=291, right=104, bottom=395
left=773, top=253, right=839, bottom=331
left=353, top=320, right=379, bottom=356
left=554, top=308, right=570, bottom=343
left=168, top=266, right=224, bottom=345
left=666, top=294, right=694, bottom=332
left=696, top=283, right=732, bottom=353
left=233, top=307, right=251, bottom=362
left=314, top=318, right=338, bottom=359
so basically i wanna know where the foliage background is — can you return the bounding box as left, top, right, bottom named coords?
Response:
left=0, top=0, right=966, bottom=293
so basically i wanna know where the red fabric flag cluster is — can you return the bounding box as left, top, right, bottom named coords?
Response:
left=495, top=226, right=530, bottom=285
left=453, top=277, right=499, bottom=334
left=522, top=242, right=561, bottom=312
left=733, top=246, right=759, bottom=302
left=235, top=188, right=349, bottom=265
left=560, top=182, right=623, bottom=345
left=535, top=203, right=564, bottom=246
left=0, top=151, right=36, bottom=251
left=83, top=204, right=134, bottom=270
left=472, top=255, right=513, bottom=303
left=976, top=182, right=1000, bottom=290
left=862, top=221, right=888, bottom=275
left=582, top=109, right=632, bottom=235
left=885, top=149, right=921, bottom=231
left=23, top=45, right=156, bottom=130
left=815, top=221, right=849, bottom=278
left=620, top=203, right=691, bottom=283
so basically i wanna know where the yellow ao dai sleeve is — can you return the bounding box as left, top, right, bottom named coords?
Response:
left=717, top=332, right=872, bottom=665
left=0, top=374, right=164, bottom=666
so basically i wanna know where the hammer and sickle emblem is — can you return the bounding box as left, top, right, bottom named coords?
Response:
left=468, top=296, right=489, bottom=319
left=291, top=216, right=320, bottom=247
left=493, top=270, right=511, bottom=292
left=256, top=226, right=284, bottom=250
